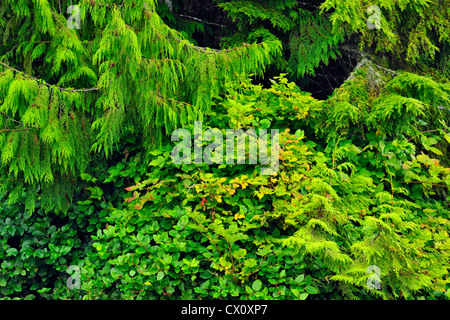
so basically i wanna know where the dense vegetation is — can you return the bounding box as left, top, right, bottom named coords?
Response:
left=0, top=0, right=449, bottom=300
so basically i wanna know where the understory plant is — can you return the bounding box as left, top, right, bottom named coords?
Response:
left=60, top=75, right=450, bottom=300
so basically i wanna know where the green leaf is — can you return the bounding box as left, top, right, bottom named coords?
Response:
left=233, top=248, right=247, bottom=259
left=136, top=247, right=146, bottom=254
left=111, top=268, right=120, bottom=279
left=299, top=293, right=309, bottom=300
left=149, top=156, right=165, bottom=167
left=305, top=275, right=312, bottom=286
left=200, top=271, right=212, bottom=279
left=59, top=246, right=71, bottom=255
left=295, top=274, right=305, bottom=283
left=259, top=119, right=271, bottom=129
left=242, top=198, right=253, bottom=209
left=305, top=286, right=317, bottom=294
left=34, top=249, right=46, bottom=258
left=13, top=283, right=22, bottom=292
left=295, top=129, right=305, bottom=139
left=157, top=271, right=164, bottom=281
left=150, top=149, right=164, bottom=156
left=444, top=134, right=450, bottom=144
left=429, top=147, right=443, bottom=156
left=252, top=279, right=262, bottom=291
left=376, top=183, right=384, bottom=193
left=163, top=254, right=172, bottom=264
left=6, top=247, right=18, bottom=256
left=28, top=283, right=39, bottom=291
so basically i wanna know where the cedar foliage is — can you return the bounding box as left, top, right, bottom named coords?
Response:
left=213, top=0, right=344, bottom=78
left=71, top=74, right=449, bottom=300
left=212, top=0, right=450, bottom=78
left=0, top=0, right=449, bottom=301
left=0, top=0, right=281, bottom=212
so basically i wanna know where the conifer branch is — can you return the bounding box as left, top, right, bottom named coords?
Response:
left=298, top=2, right=320, bottom=9
left=168, top=32, right=255, bottom=54
left=407, top=129, right=449, bottom=142
left=142, top=2, right=272, bottom=55
left=152, top=90, right=201, bottom=114
left=373, top=63, right=400, bottom=77
left=0, top=111, right=41, bottom=130
left=0, top=128, right=35, bottom=132
left=0, top=60, right=199, bottom=113
left=371, top=227, right=382, bottom=243
left=175, top=14, right=226, bottom=28
left=343, top=56, right=400, bottom=84
left=0, top=61, right=99, bottom=93
left=309, top=15, right=329, bottom=39
left=340, top=47, right=400, bottom=79
left=141, top=57, right=181, bottom=64
left=399, top=181, right=448, bottom=188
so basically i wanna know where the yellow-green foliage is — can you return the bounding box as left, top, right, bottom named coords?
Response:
left=0, top=0, right=281, bottom=212
left=75, top=75, right=450, bottom=300
left=0, top=0, right=449, bottom=301
left=320, top=0, right=450, bottom=65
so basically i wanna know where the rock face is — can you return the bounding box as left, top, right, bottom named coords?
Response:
left=164, top=0, right=173, bottom=12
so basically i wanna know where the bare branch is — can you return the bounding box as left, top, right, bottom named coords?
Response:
left=0, top=61, right=99, bottom=93
left=0, top=111, right=41, bottom=130
left=175, top=13, right=225, bottom=28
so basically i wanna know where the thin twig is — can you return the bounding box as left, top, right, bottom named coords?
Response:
left=175, top=14, right=225, bottom=28
left=168, top=32, right=253, bottom=54
left=399, top=181, right=448, bottom=188
left=298, top=2, right=320, bottom=9
left=0, top=128, right=35, bottom=132
left=0, top=111, right=41, bottom=130
left=407, top=129, right=448, bottom=142
left=0, top=61, right=99, bottom=93
left=371, top=227, right=382, bottom=243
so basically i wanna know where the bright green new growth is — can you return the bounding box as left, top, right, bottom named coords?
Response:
left=0, top=0, right=449, bottom=301
left=214, top=0, right=344, bottom=77
left=0, top=0, right=281, bottom=212
left=75, top=75, right=449, bottom=300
